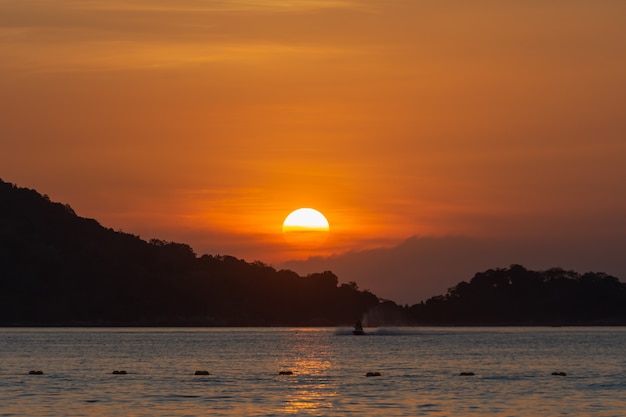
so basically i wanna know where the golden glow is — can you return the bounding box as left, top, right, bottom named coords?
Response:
left=283, top=208, right=330, bottom=231
left=1, top=1, right=625, bottom=264
left=282, top=208, right=330, bottom=247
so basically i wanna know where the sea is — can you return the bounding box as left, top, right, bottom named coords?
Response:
left=1, top=327, right=625, bottom=416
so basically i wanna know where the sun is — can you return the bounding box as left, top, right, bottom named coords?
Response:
left=282, top=208, right=330, bottom=246
left=283, top=208, right=329, bottom=231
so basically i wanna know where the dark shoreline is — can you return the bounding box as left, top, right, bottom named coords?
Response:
left=3, top=322, right=626, bottom=328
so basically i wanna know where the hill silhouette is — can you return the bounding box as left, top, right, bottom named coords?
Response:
left=0, top=179, right=381, bottom=326
left=2, top=179, right=625, bottom=326
left=408, top=264, right=626, bottom=325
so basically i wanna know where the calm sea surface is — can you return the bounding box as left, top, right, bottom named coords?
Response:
left=1, top=327, right=625, bottom=416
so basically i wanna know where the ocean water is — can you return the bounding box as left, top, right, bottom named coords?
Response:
left=1, top=327, right=625, bottom=416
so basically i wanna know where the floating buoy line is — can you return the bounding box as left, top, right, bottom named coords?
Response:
left=24, top=369, right=570, bottom=378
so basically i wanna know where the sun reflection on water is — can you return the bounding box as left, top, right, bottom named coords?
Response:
left=276, top=329, right=338, bottom=414
left=284, top=387, right=337, bottom=414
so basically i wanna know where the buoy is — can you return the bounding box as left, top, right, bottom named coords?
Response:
left=194, top=370, right=210, bottom=375
left=112, top=370, right=127, bottom=375
left=459, top=372, right=475, bottom=376
left=278, top=371, right=293, bottom=375
left=366, top=372, right=381, bottom=377
left=28, top=370, right=44, bottom=375
left=551, top=372, right=567, bottom=376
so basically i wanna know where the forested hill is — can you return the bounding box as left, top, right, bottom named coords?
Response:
left=408, top=265, right=626, bottom=325
left=2, top=179, right=625, bottom=326
left=0, top=179, right=382, bottom=326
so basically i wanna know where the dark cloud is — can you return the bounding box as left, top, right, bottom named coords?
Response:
left=281, top=235, right=626, bottom=305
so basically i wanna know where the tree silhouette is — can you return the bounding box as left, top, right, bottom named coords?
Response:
left=408, top=265, right=626, bottom=325
left=0, top=179, right=383, bottom=325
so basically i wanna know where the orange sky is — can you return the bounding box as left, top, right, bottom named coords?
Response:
left=2, top=0, right=625, bottom=265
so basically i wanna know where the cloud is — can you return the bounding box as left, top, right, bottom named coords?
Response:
left=281, top=235, right=626, bottom=305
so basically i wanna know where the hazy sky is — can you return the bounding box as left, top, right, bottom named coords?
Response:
left=2, top=1, right=625, bottom=287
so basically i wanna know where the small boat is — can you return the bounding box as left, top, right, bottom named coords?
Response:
left=353, top=320, right=365, bottom=335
